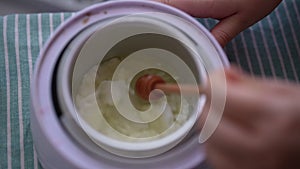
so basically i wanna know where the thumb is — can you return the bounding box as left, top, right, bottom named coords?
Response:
left=211, top=15, right=247, bottom=47
left=155, top=0, right=245, bottom=47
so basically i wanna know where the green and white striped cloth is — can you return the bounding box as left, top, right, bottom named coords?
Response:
left=0, top=1, right=299, bottom=169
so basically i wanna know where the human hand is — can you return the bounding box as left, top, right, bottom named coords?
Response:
left=156, top=0, right=282, bottom=47
left=201, top=68, right=300, bottom=169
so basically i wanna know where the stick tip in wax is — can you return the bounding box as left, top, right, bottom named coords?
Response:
left=135, top=74, right=165, bottom=100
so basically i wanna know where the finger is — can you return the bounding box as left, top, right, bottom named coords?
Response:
left=206, top=67, right=265, bottom=127
left=156, top=0, right=238, bottom=19
left=224, top=79, right=265, bottom=126
left=204, top=119, right=255, bottom=169
left=205, top=144, right=238, bottom=169
left=155, top=0, right=244, bottom=46
left=207, top=118, right=256, bottom=154
left=261, top=78, right=300, bottom=97
left=197, top=67, right=248, bottom=129
left=211, top=15, right=249, bottom=47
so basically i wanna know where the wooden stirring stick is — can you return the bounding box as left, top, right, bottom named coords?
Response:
left=135, top=74, right=205, bottom=100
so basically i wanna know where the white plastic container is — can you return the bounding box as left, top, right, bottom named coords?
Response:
left=31, top=1, right=229, bottom=168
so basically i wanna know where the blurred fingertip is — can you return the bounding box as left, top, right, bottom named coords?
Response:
left=226, top=65, right=244, bottom=74
left=224, top=66, right=245, bottom=82
left=212, top=30, right=230, bottom=48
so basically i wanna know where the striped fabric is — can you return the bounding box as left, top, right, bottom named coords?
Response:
left=0, top=13, right=73, bottom=169
left=0, top=1, right=299, bottom=169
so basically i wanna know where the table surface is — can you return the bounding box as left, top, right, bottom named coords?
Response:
left=0, top=1, right=299, bottom=169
